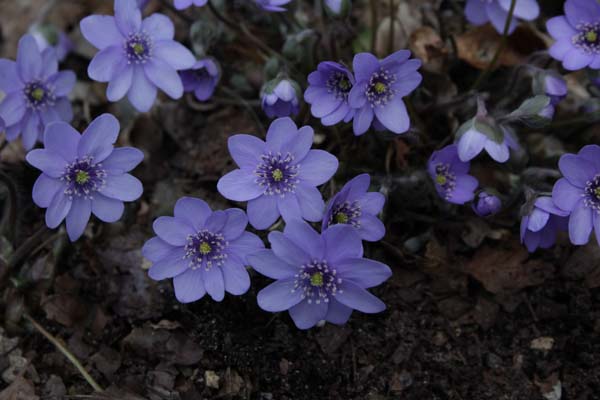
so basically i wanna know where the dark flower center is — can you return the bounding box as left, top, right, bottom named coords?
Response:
left=184, top=230, right=228, bottom=270
left=573, top=23, right=600, bottom=54
left=61, top=157, right=107, bottom=199
left=434, top=163, right=456, bottom=200
left=124, top=32, right=153, bottom=64
left=584, top=174, right=600, bottom=211
left=254, top=152, right=299, bottom=196
left=365, top=69, right=396, bottom=107
left=293, top=260, right=342, bottom=305
left=24, top=81, right=55, bottom=109
left=329, top=200, right=361, bottom=228
left=326, top=72, right=353, bottom=100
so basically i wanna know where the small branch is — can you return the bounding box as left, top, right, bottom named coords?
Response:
left=24, top=313, right=103, bottom=392
left=470, top=0, right=517, bottom=91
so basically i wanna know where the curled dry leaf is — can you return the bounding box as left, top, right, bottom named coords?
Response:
left=455, top=25, right=546, bottom=70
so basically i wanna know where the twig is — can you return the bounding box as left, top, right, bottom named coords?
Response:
left=219, top=86, right=266, bottom=135
left=6, top=225, right=51, bottom=271
left=470, top=0, right=517, bottom=91
left=24, top=313, right=104, bottom=392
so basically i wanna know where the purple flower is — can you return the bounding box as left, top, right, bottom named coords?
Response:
left=174, top=0, right=207, bottom=9
left=137, top=0, right=150, bottom=8
left=0, top=34, right=75, bottom=150
left=520, top=196, right=568, bottom=252
left=348, top=50, right=422, bottom=136
left=305, top=61, right=355, bottom=126
left=143, top=197, right=264, bottom=302
left=322, top=174, right=385, bottom=241
left=249, top=220, right=391, bottom=329
left=261, top=78, right=301, bottom=118
left=254, top=0, right=292, bottom=12
left=25, top=114, right=144, bottom=241
left=180, top=58, right=220, bottom=101
left=552, top=144, right=600, bottom=246
left=472, top=191, right=501, bottom=217
left=428, top=144, right=478, bottom=205
left=547, top=0, right=600, bottom=71
left=455, top=100, right=519, bottom=163
left=465, top=0, right=540, bottom=34
left=80, top=0, right=196, bottom=112
left=217, top=117, right=338, bottom=230
left=30, top=25, right=73, bottom=62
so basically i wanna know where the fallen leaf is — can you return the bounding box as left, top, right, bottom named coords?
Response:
left=0, top=376, right=38, bottom=400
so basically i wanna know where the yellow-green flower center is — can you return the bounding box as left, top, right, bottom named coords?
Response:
left=31, top=87, right=45, bottom=101
left=272, top=168, right=283, bottom=182
left=133, top=43, right=145, bottom=55
left=310, top=272, right=324, bottom=287
left=586, top=30, right=598, bottom=43
left=594, top=187, right=600, bottom=199
left=334, top=212, right=349, bottom=224
left=199, top=242, right=212, bottom=255
left=75, top=170, right=90, bottom=184
left=436, top=174, right=447, bottom=185
left=374, top=82, right=387, bottom=94
left=339, top=78, right=351, bottom=91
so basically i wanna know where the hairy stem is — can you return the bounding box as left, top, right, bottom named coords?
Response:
left=370, top=0, right=378, bottom=52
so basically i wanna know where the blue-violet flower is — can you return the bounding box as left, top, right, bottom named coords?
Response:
left=0, top=34, right=75, bottom=150
left=465, top=0, right=540, bottom=34
left=322, top=174, right=385, bottom=241
left=428, top=144, right=478, bottom=205
left=250, top=220, right=391, bottom=329
left=472, top=190, right=502, bottom=217
left=143, top=197, right=264, bottom=302
left=547, top=0, right=600, bottom=70
left=80, top=0, right=196, bottom=112
left=520, top=196, right=569, bottom=252
left=305, top=61, right=355, bottom=126
left=25, top=114, right=144, bottom=241
left=180, top=58, right=220, bottom=102
left=348, top=50, right=422, bottom=136
left=217, top=117, right=338, bottom=230
left=254, top=0, right=292, bottom=12
left=261, top=78, right=301, bottom=119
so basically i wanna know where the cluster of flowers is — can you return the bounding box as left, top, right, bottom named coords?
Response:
left=264, top=51, right=423, bottom=137
left=145, top=117, right=391, bottom=329
left=1, top=0, right=600, bottom=329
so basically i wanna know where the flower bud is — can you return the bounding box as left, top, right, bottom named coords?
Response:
left=472, top=191, right=501, bottom=217
left=261, top=77, right=302, bottom=118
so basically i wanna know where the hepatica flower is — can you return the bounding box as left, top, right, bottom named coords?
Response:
left=305, top=61, right=355, bottom=126
left=174, top=0, right=207, bottom=10
left=547, top=0, right=600, bottom=70
left=217, top=117, right=338, bottom=230
left=472, top=191, right=501, bottom=217
left=348, top=50, right=422, bottom=136
left=254, top=0, right=292, bottom=12
left=180, top=58, right=220, bottom=102
left=25, top=114, right=144, bottom=241
left=80, top=0, right=196, bottom=112
left=261, top=78, right=301, bottom=118
left=465, top=0, right=539, bottom=34
left=322, top=174, right=385, bottom=241
left=0, top=34, right=75, bottom=150
left=249, top=220, right=391, bottom=329
left=520, top=196, right=568, bottom=252
left=552, top=145, right=600, bottom=246
left=455, top=100, right=519, bottom=163
left=428, top=145, right=478, bottom=205
left=143, top=197, right=264, bottom=302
